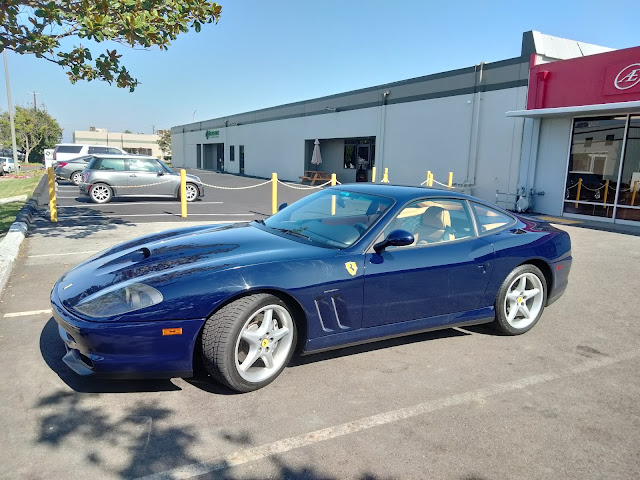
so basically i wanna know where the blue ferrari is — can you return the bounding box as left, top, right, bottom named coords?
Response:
left=51, top=184, right=571, bottom=392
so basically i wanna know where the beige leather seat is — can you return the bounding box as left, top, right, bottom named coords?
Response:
left=415, top=207, right=454, bottom=244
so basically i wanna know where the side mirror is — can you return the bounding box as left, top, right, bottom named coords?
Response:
left=278, top=202, right=288, bottom=211
left=157, top=171, right=164, bottom=176
left=373, top=229, right=414, bottom=253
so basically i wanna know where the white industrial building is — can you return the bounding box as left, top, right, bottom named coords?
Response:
left=171, top=31, right=640, bottom=225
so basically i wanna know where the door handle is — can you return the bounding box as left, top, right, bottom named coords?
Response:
left=129, top=174, right=137, bottom=177
left=478, top=264, right=487, bottom=274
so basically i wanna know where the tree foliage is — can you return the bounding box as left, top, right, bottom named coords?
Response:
left=157, top=129, right=171, bottom=156
left=0, top=1, right=222, bottom=91
left=0, top=107, right=63, bottom=162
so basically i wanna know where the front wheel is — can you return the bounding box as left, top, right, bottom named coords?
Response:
left=492, top=264, right=547, bottom=335
left=183, top=183, right=199, bottom=202
left=89, top=183, right=113, bottom=204
left=201, top=294, right=297, bottom=392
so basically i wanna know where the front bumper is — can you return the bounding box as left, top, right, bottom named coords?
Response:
left=51, top=286, right=205, bottom=379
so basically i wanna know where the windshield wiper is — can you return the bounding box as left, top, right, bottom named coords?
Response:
left=273, top=227, right=312, bottom=242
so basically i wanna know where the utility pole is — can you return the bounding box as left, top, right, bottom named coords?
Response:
left=27, top=91, right=40, bottom=110
left=3, top=50, right=19, bottom=165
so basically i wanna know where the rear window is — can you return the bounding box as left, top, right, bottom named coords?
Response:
left=56, top=146, right=82, bottom=153
left=89, top=158, right=126, bottom=171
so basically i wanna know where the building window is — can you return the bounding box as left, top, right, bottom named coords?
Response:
left=584, top=137, right=593, bottom=147
left=230, top=145, right=235, bottom=161
left=605, top=134, right=615, bottom=146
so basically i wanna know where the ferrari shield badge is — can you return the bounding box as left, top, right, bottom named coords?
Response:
left=344, top=261, right=358, bottom=276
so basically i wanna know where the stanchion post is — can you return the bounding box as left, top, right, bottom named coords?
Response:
left=331, top=173, right=337, bottom=215
left=603, top=179, right=609, bottom=207
left=426, top=170, right=431, bottom=187
left=47, top=167, right=57, bottom=222
left=575, top=178, right=582, bottom=208
left=180, top=169, right=187, bottom=218
left=448, top=171, right=453, bottom=188
left=272, top=173, right=278, bottom=214
left=631, top=180, right=638, bottom=207
left=371, top=166, right=377, bottom=183
left=381, top=168, right=389, bottom=183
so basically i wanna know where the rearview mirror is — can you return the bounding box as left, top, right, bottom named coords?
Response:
left=373, top=229, right=414, bottom=253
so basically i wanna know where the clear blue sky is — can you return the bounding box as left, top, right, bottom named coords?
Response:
left=1, top=0, right=639, bottom=142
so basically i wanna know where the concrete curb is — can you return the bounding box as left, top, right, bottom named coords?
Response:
left=0, top=175, right=48, bottom=299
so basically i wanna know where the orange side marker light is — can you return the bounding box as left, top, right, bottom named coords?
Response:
left=162, top=328, right=183, bottom=336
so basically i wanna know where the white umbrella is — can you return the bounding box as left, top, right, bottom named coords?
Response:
left=311, top=139, right=322, bottom=169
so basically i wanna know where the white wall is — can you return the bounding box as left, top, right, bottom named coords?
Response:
left=532, top=117, right=572, bottom=216
left=172, top=86, right=528, bottom=207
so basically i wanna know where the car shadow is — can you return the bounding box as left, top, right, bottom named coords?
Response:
left=39, top=318, right=181, bottom=393
left=289, top=328, right=470, bottom=367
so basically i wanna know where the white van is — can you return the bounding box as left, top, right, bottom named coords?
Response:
left=53, top=144, right=127, bottom=163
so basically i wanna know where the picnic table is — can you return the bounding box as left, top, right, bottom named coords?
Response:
left=299, top=170, right=331, bottom=185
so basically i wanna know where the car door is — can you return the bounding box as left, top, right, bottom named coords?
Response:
left=362, top=198, right=494, bottom=328
left=127, top=158, right=175, bottom=196
left=93, top=157, right=129, bottom=195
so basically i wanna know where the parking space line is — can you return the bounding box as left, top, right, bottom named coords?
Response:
left=136, top=348, right=640, bottom=480
left=28, top=251, right=99, bottom=258
left=4, top=309, right=52, bottom=318
left=56, top=202, right=224, bottom=208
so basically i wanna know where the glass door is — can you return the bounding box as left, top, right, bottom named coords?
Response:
left=615, top=115, right=640, bottom=223
left=563, top=117, right=626, bottom=219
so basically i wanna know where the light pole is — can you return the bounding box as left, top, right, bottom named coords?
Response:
left=3, top=50, right=19, bottom=165
left=192, top=110, right=197, bottom=122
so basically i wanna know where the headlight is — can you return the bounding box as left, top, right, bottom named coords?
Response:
left=74, top=283, right=163, bottom=318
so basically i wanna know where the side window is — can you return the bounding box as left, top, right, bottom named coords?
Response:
left=471, top=203, right=515, bottom=234
left=95, top=158, right=125, bottom=171
left=129, top=159, right=161, bottom=173
left=385, top=198, right=475, bottom=249
left=88, top=146, right=110, bottom=154
left=108, top=148, right=123, bottom=155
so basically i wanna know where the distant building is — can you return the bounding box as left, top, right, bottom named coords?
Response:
left=72, top=127, right=166, bottom=159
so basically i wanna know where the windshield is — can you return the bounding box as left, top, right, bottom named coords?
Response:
left=263, top=189, right=393, bottom=248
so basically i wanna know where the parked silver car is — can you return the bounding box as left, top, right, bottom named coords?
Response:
left=54, top=155, right=95, bottom=184
left=80, top=155, right=204, bottom=204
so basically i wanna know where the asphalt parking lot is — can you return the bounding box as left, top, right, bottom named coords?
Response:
left=47, top=170, right=312, bottom=226
left=0, top=180, right=639, bottom=479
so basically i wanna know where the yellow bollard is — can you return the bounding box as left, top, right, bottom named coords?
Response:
left=426, top=171, right=431, bottom=187
left=180, top=169, right=187, bottom=218
left=331, top=173, right=336, bottom=215
left=272, top=173, right=278, bottom=214
left=371, top=166, right=377, bottom=183
left=575, top=178, right=582, bottom=208
left=381, top=167, right=389, bottom=183
left=47, top=167, right=57, bottom=222
left=631, top=181, right=639, bottom=207
left=427, top=172, right=434, bottom=187
left=448, top=171, right=453, bottom=188
left=603, top=180, right=609, bottom=207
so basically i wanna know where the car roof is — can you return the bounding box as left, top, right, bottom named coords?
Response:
left=89, top=154, right=159, bottom=159
left=331, top=183, right=480, bottom=203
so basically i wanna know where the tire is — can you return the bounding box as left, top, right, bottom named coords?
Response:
left=202, top=293, right=297, bottom=392
left=183, top=183, right=199, bottom=202
left=71, top=171, right=83, bottom=185
left=89, top=183, right=113, bottom=204
left=492, top=264, right=548, bottom=335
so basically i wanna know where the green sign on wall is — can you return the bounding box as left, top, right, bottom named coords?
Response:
left=205, top=130, right=219, bottom=139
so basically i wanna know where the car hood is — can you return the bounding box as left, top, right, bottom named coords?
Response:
left=55, top=223, right=327, bottom=315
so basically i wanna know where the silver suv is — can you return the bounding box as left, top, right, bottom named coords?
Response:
left=80, top=155, right=204, bottom=204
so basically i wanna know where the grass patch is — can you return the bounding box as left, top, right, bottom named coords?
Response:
left=0, top=172, right=44, bottom=199
left=0, top=202, right=24, bottom=235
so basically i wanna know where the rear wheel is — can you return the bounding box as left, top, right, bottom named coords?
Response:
left=89, top=183, right=113, bottom=204
left=71, top=171, right=83, bottom=185
left=201, top=294, right=297, bottom=392
left=492, top=264, right=547, bottom=335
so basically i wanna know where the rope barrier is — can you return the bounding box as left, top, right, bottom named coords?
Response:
left=432, top=179, right=454, bottom=189
left=80, top=179, right=175, bottom=189
left=277, top=179, right=331, bottom=190
left=199, top=179, right=272, bottom=190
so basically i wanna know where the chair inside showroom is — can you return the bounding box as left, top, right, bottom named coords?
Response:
left=415, top=206, right=454, bottom=244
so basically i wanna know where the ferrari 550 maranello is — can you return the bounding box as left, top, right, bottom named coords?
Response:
left=51, top=184, right=571, bottom=392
